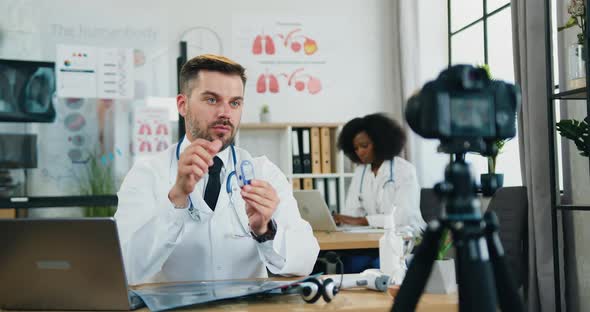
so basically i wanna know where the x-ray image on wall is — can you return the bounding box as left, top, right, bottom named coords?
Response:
left=0, top=59, right=56, bottom=123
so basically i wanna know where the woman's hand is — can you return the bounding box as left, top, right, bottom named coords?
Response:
left=332, top=214, right=369, bottom=226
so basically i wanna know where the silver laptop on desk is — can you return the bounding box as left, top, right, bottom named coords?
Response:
left=0, top=218, right=143, bottom=310
left=293, top=190, right=380, bottom=232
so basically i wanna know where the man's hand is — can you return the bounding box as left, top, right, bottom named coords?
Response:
left=240, top=179, right=279, bottom=235
left=168, top=139, right=222, bottom=208
left=333, top=214, right=369, bottom=226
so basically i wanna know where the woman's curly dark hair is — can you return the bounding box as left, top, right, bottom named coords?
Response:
left=337, top=113, right=406, bottom=164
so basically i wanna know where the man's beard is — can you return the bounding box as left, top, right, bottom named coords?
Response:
left=186, top=107, right=236, bottom=151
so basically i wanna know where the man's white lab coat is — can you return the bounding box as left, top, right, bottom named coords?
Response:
left=115, top=137, right=320, bottom=285
left=342, top=157, right=426, bottom=233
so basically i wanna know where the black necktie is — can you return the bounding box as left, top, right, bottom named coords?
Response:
left=204, top=156, right=223, bottom=211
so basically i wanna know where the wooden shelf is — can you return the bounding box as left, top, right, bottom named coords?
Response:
left=556, top=204, right=590, bottom=211
left=0, top=195, right=118, bottom=209
left=551, top=88, right=587, bottom=100
left=290, top=173, right=353, bottom=179
left=240, top=122, right=343, bottom=129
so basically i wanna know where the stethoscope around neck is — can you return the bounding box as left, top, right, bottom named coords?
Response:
left=358, top=159, right=395, bottom=203
left=175, top=136, right=251, bottom=238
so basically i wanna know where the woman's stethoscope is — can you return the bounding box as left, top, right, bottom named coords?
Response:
left=358, top=159, right=395, bottom=203
left=175, top=136, right=252, bottom=238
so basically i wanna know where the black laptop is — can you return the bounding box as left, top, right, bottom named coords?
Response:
left=0, top=218, right=143, bottom=310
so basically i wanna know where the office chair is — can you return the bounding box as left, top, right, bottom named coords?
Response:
left=419, top=188, right=442, bottom=223
left=486, top=186, right=528, bottom=292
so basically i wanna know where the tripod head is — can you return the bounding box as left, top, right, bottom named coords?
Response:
left=434, top=153, right=482, bottom=221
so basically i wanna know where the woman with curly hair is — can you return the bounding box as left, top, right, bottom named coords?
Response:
left=334, top=113, right=426, bottom=234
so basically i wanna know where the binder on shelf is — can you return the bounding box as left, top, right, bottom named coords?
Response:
left=314, top=178, right=327, bottom=204
left=292, top=178, right=301, bottom=190
left=320, top=127, right=332, bottom=173
left=302, top=178, right=314, bottom=190
left=310, top=127, right=322, bottom=174
left=291, top=129, right=303, bottom=173
left=0, top=208, right=16, bottom=219
left=299, top=128, right=312, bottom=173
left=326, top=178, right=339, bottom=214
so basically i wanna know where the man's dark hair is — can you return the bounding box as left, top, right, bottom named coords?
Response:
left=179, top=54, right=247, bottom=96
left=337, top=113, right=407, bottom=164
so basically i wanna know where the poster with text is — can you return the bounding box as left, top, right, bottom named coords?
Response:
left=56, top=44, right=134, bottom=99
left=232, top=17, right=331, bottom=97
left=230, top=16, right=351, bottom=123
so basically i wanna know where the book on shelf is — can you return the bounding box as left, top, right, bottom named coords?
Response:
left=320, top=127, right=332, bottom=173
left=299, top=128, right=312, bottom=173
left=291, top=129, right=303, bottom=173
left=292, top=178, right=301, bottom=190
left=314, top=178, right=327, bottom=204
left=302, top=178, right=314, bottom=190
left=310, top=127, right=322, bottom=174
left=326, top=178, right=339, bottom=214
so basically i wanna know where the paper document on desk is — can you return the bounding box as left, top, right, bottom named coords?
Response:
left=132, top=276, right=315, bottom=311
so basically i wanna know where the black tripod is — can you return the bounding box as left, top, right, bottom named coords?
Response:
left=392, top=154, right=524, bottom=312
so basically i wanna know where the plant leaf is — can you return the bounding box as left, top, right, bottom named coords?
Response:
left=437, top=229, right=453, bottom=260
left=556, top=119, right=590, bottom=156
left=558, top=16, right=579, bottom=31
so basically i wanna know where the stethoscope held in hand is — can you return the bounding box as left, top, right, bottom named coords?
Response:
left=175, top=137, right=255, bottom=237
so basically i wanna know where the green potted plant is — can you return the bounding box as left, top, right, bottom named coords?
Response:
left=556, top=116, right=590, bottom=157
left=425, top=229, right=456, bottom=294
left=558, top=0, right=586, bottom=89
left=480, top=138, right=510, bottom=196
left=473, top=64, right=509, bottom=196
left=259, top=104, right=271, bottom=123
left=79, top=151, right=117, bottom=217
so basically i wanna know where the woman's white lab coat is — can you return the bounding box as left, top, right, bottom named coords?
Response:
left=115, top=138, right=320, bottom=285
left=342, top=157, right=426, bottom=233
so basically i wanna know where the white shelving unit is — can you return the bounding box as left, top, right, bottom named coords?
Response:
left=236, top=122, right=355, bottom=212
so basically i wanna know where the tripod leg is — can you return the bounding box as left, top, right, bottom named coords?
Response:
left=484, top=211, right=525, bottom=311
left=454, top=223, right=498, bottom=312
left=392, top=220, right=443, bottom=312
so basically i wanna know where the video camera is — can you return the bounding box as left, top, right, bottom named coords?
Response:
left=392, top=65, right=525, bottom=312
left=405, top=65, right=520, bottom=155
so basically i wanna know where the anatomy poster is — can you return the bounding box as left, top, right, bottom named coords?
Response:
left=133, top=106, right=171, bottom=157
left=56, top=44, right=134, bottom=99
left=26, top=97, right=100, bottom=196
left=232, top=17, right=329, bottom=98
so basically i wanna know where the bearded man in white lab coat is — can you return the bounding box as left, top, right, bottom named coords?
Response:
left=115, top=54, right=320, bottom=285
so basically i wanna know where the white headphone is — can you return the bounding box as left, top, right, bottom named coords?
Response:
left=299, top=277, right=339, bottom=303
left=298, top=251, right=343, bottom=303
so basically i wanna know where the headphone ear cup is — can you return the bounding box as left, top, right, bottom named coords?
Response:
left=300, top=277, right=323, bottom=303
left=321, top=278, right=338, bottom=302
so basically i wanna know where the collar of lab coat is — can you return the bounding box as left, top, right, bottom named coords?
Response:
left=366, top=158, right=394, bottom=179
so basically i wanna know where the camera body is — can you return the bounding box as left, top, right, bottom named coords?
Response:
left=405, top=65, right=520, bottom=155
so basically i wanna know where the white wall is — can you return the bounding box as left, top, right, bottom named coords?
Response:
left=0, top=0, right=405, bottom=195
left=403, top=0, right=450, bottom=188
left=1, top=0, right=395, bottom=122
